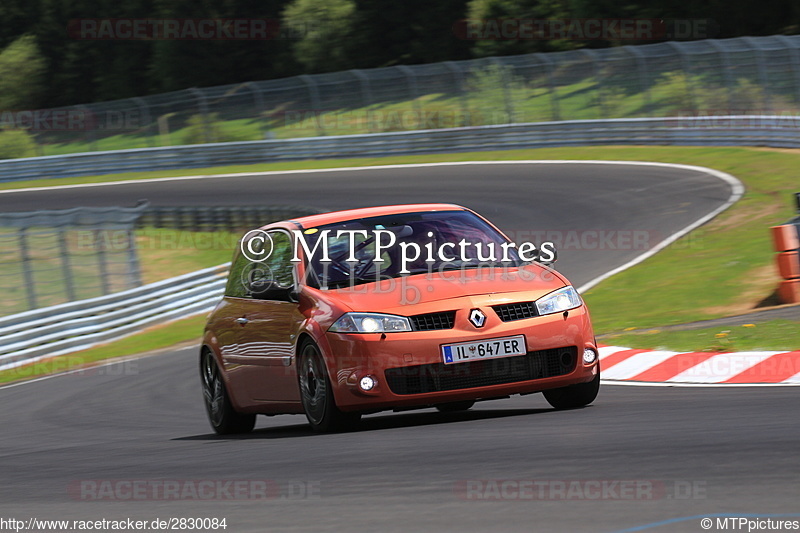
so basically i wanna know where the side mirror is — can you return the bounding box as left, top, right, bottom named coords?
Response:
left=249, top=280, right=297, bottom=302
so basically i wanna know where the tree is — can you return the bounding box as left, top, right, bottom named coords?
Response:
left=466, top=0, right=579, bottom=57
left=0, top=0, right=41, bottom=48
left=348, top=0, right=472, bottom=67
left=282, top=0, right=357, bottom=72
left=0, top=35, right=46, bottom=110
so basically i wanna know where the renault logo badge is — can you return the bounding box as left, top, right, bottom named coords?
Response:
left=469, top=309, right=486, bottom=328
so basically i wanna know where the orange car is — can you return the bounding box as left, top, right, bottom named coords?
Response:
left=200, top=204, right=599, bottom=433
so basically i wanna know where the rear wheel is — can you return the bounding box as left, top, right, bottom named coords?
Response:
left=435, top=400, right=475, bottom=413
left=201, top=349, right=256, bottom=434
left=543, top=372, right=600, bottom=410
left=298, top=341, right=361, bottom=432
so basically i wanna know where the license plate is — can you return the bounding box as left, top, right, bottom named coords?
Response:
left=441, top=335, right=527, bottom=365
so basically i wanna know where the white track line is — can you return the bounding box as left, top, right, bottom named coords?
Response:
left=0, top=345, right=197, bottom=391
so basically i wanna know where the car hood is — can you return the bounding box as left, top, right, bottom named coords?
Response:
left=322, top=265, right=570, bottom=313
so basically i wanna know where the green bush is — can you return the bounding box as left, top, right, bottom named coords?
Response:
left=181, top=113, right=257, bottom=145
left=0, top=35, right=45, bottom=110
left=0, top=129, right=38, bottom=159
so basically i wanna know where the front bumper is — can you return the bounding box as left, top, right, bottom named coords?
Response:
left=320, top=305, right=597, bottom=412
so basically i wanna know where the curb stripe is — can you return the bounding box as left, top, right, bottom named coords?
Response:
left=668, top=352, right=778, bottom=383
left=723, top=351, right=800, bottom=383
left=602, top=351, right=680, bottom=380
left=628, top=352, right=718, bottom=382
left=597, top=345, right=800, bottom=385
left=598, top=348, right=649, bottom=368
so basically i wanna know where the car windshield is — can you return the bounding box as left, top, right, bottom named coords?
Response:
left=301, top=210, right=524, bottom=288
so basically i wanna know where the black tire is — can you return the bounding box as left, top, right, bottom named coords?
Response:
left=435, top=400, right=476, bottom=413
left=201, top=349, right=256, bottom=435
left=543, top=372, right=600, bottom=410
left=298, top=341, right=361, bottom=432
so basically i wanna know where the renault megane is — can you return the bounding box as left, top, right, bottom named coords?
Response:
left=200, top=204, right=599, bottom=433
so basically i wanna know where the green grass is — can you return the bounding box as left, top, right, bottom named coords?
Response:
left=601, top=320, right=800, bottom=353
left=0, top=314, right=206, bottom=385
left=3, top=144, right=799, bottom=383
left=136, top=228, right=237, bottom=284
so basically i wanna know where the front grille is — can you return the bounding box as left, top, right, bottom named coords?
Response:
left=409, top=311, right=456, bottom=331
left=384, top=346, right=577, bottom=395
left=492, top=301, right=537, bottom=322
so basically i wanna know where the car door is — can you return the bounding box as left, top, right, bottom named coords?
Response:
left=218, top=229, right=303, bottom=403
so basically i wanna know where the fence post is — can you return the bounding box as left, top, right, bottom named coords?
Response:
left=741, top=37, right=772, bottom=113
left=444, top=61, right=470, bottom=127
left=57, top=229, right=76, bottom=301
left=396, top=65, right=424, bottom=128
left=95, top=230, right=111, bottom=296
left=579, top=49, right=606, bottom=119
left=126, top=228, right=142, bottom=289
left=623, top=45, right=652, bottom=117
left=491, top=57, right=516, bottom=124
left=189, top=87, right=213, bottom=143
left=665, top=41, right=697, bottom=114
left=299, top=75, right=325, bottom=136
left=706, top=40, right=734, bottom=111
left=18, top=229, right=37, bottom=310
left=349, top=69, right=375, bottom=132
left=537, top=53, right=561, bottom=122
left=78, top=105, right=97, bottom=152
left=131, top=96, right=154, bottom=147
left=245, top=82, right=268, bottom=139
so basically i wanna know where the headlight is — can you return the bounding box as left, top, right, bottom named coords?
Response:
left=329, top=313, right=412, bottom=333
left=535, top=286, right=582, bottom=315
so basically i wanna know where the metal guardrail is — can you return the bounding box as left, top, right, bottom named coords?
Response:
left=0, top=263, right=229, bottom=371
left=1, top=116, right=799, bottom=182
left=138, top=204, right=322, bottom=232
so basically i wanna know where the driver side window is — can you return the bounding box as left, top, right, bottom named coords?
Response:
left=225, top=230, right=296, bottom=298
left=262, top=231, right=294, bottom=288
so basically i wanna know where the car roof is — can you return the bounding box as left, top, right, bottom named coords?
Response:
left=284, top=203, right=468, bottom=229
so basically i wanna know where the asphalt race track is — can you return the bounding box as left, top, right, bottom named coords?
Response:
left=2, top=162, right=797, bottom=533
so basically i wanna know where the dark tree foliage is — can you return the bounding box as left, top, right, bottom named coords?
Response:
left=348, top=0, right=472, bottom=68
left=0, top=0, right=797, bottom=107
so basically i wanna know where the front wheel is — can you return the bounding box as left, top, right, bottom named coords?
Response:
left=543, top=372, right=600, bottom=410
left=298, top=341, right=361, bottom=432
left=201, top=349, right=256, bottom=434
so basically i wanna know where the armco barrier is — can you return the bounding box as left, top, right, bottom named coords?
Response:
left=3, top=116, right=800, bottom=182
left=0, top=263, right=229, bottom=371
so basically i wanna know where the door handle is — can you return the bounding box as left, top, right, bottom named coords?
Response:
left=235, top=317, right=250, bottom=325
